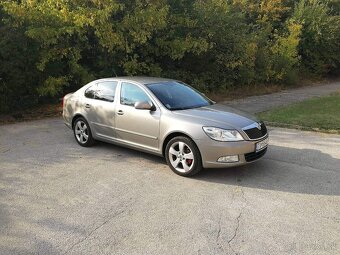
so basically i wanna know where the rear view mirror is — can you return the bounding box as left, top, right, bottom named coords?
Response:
left=134, top=101, right=155, bottom=111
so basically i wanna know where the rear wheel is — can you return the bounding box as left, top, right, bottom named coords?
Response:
left=73, top=117, right=95, bottom=147
left=165, top=136, right=202, bottom=177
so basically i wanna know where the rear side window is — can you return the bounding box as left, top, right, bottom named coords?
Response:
left=120, top=82, right=150, bottom=106
left=85, top=81, right=117, bottom=102
left=85, top=86, right=96, bottom=99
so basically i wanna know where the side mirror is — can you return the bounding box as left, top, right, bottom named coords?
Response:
left=134, top=101, right=155, bottom=111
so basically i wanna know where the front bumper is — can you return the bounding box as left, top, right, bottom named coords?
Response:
left=195, top=136, right=268, bottom=168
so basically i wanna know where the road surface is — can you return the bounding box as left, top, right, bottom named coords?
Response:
left=0, top=118, right=339, bottom=254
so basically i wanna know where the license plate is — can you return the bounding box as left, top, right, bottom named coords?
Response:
left=256, top=137, right=269, bottom=152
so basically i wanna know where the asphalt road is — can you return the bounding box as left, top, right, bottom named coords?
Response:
left=0, top=118, right=339, bottom=255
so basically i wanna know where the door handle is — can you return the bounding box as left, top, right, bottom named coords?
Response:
left=117, top=110, right=124, bottom=115
left=85, top=104, right=91, bottom=108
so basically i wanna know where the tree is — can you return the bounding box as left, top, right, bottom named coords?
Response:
left=293, top=0, right=340, bottom=74
left=0, top=0, right=339, bottom=112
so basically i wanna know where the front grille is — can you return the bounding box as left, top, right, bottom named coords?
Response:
left=243, top=122, right=267, bottom=140
left=245, top=148, right=267, bottom=162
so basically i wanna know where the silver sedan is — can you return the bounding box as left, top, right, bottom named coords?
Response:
left=63, top=77, right=268, bottom=176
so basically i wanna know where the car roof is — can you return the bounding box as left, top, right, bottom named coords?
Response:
left=93, top=76, right=174, bottom=85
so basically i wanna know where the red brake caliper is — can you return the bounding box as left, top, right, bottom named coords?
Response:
left=184, top=147, right=193, bottom=165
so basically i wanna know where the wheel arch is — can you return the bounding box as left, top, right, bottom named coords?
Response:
left=162, top=131, right=199, bottom=157
left=72, top=114, right=88, bottom=129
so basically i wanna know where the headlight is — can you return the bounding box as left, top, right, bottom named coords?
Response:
left=203, top=127, right=244, bottom=141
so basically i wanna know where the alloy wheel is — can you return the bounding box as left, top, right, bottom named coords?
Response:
left=75, top=120, right=89, bottom=144
left=168, top=141, right=195, bottom=173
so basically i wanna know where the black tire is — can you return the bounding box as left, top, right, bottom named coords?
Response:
left=165, top=136, right=202, bottom=177
left=73, top=117, right=95, bottom=147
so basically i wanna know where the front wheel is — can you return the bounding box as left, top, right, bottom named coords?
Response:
left=73, top=117, right=95, bottom=147
left=165, top=136, right=202, bottom=177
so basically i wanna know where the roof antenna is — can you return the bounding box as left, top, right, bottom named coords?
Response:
left=112, top=67, right=118, bottom=77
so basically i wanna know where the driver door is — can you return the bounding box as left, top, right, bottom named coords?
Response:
left=115, top=82, right=160, bottom=151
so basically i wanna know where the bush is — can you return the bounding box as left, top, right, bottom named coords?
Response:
left=293, top=0, right=340, bottom=75
left=0, top=0, right=339, bottom=113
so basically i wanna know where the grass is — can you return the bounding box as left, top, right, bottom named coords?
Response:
left=259, top=92, right=340, bottom=134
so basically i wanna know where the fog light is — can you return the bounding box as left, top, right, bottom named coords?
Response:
left=217, top=155, right=239, bottom=163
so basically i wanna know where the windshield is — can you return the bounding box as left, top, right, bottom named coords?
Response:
left=146, top=81, right=213, bottom=110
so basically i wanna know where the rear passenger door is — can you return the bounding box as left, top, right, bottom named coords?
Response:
left=84, top=81, right=118, bottom=139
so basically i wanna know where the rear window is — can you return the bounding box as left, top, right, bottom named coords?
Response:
left=85, top=81, right=117, bottom=102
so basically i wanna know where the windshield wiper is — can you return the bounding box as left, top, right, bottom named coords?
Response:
left=170, top=107, right=187, bottom=111
left=171, top=105, right=206, bottom=111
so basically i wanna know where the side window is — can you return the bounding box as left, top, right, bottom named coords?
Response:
left=85, top=82, right=117, bottom=102
left=95, top=82, right=117, bottom=102
left=85, top=85, right=96, bottom=99
left=120, top=82, right=150, bottom=106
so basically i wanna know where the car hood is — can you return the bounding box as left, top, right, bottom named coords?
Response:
left=171, top=104, right=258, bottom=129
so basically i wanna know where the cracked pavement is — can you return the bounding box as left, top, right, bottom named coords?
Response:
left=0, top=118, right=339, bottom=255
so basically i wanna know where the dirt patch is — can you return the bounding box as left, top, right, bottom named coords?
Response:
left=0, top=104, right=62, bottom=125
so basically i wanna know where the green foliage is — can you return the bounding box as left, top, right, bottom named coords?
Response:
left=259, top=92, right=340, bottom=133
left=293, top=0, right=340, bottom=74
left=269, top=20, right=302, bottom=83
left=0, top=0, right=339, bottom=112
left=329, top=0, right=340, bottom=15
left=0, top=8, right=41, bottom=112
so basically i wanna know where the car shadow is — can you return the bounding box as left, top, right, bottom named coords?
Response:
left=94, top=141, right=340, bottom=196
left=194, top=145, right=340, bottom=196
left=94, top=140, right=167, bottom=165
